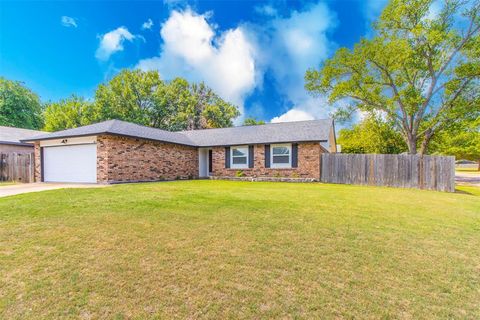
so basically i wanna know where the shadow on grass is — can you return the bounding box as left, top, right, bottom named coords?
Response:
left=456, top=189, right=474, bottom=195
left=455, top=186, right=480, bottom=196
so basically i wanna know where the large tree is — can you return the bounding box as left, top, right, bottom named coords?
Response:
left=94, top=69, right=161, bottom=127
left=44, top=95, right=95, bottom=131
left=0, top=77, right=43, bottom=129
left=431, top=118, right=480, bottom=169
left=338, top=115, right=407, bottom=154
left=152, top=78, right=240, bottom=131
left=305, top=0, right=480, bottom=155
left=94, top=69, right=239, bottom=131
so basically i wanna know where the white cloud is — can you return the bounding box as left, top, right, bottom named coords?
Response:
left=163, top=0, right=187, bottom=9
left=136, top=3, right=337, bottom=124
left=95, top=27, right=135, bottom=61
left=141, top=18, right=154, bottom=30
left=248, top=3, right=336, bottom=122
left=137, top=9, right=257, bottom=117
left=255, top=4, right=278, bottom=17
left=61, top=16, right=77, bottom=28
left=362, top=0, right=388, bottom=28
left=271, top=95, right=339, bottom=123
left=271, top=109, right=314, bottom=123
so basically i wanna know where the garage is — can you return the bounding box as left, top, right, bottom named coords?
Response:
left=43, top=143, right=97, bottom=183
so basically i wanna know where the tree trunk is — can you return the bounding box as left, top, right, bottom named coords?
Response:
left=478, top=159, right=480, bottom=171
left=407, top=137, right=417, bottom=154
left=419, top=129, right=433, bottom=156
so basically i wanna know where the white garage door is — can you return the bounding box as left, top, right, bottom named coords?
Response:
left=43, top=144, right=97, bottom=183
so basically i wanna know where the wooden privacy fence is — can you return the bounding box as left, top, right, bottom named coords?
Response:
left=320, top=154, right=455, bottom=192
left=0, top=153, right=34, bottom=183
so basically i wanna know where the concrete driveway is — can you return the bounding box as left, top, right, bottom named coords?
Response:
left=455, top=171, right=480, bottom=187
left=0, top=183, right=107, bottom=198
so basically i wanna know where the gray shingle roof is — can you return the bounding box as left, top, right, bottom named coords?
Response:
left=23, top=120, right=195, bottom=146
left=181, top=119, right=333, bottom=147
left=22, top=119, right=333, bottom=147
left=0, top=126, right=46, bottom=146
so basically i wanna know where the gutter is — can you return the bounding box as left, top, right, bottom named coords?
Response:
left=0, top=140, right=34, bottom=147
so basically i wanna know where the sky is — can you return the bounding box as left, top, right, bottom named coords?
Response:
left=0, top=0, right=388, bottom=124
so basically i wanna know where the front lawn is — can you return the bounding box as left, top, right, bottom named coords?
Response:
left=1, top=181, right=479, bottom=319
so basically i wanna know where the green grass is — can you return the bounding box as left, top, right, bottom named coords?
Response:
left=1, top=181, right=479, bottom=319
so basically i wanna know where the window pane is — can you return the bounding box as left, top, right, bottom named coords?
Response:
left=232, top=156, right=247, bottom=164
left=272, top=155, right=290, bottom=164
left=272, top=147, right=290, bottom=155
left=232, top=148, right=247, bottom=156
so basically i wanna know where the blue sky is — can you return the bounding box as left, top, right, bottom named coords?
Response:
left=0, top=0, right=387, bottom=123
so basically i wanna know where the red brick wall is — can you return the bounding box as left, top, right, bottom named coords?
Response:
left=211, top=142, right=322, bottom=180
left=97, top=135, right=198, bottom=183
left=33, top=136, right=322, bottom=183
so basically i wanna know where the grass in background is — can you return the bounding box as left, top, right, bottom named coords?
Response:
left=1, top=181, right=479, bottom=319
left=0, top=182, right=16, bottom=186
left=456, top=167, right=480, bottom=173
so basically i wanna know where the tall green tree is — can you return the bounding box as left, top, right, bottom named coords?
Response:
left=305, top=0, right=480, bottom=155
left=0, top=77, right=43, bottom=129
left=44, top=95, right=95, bottom=131
left=152, top=78, right=240, bottom=131
left=338, top=115, right=407, bottom=154
left=94, top=69, right=161, bottom=126
left=431, top=118, right=480, bottom=170
left=93, top=69, right=239, bottom=131
left=243, top=117, right=266, bottom=126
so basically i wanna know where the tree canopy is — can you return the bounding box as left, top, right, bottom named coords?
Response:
left=0, top=77, right=44, bottom=129
left=243, top=118, right=266, bottom=126
left=305, top=0, right=480, bottom=155
left=42, top=69, right=239, bottom=131
left=43, top=95, right=95, bottom=132
left=431, top=118, right=480, bottom=169
left=338, top=115, right=407, bottom=154
left=92, top=69, right=240, bottom=131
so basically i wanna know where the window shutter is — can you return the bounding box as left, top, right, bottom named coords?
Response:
left=292, top=143, right=298, bottom=168
left=225, top=147, right=230, bottom=168
left=264, top=144, right=270, bottom=168
left=248, top=145, right=254, bottom=168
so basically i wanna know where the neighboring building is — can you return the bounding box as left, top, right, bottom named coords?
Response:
left=0, top=126, right=46, bottom=153
left=23, top=119, right=337, bottom=184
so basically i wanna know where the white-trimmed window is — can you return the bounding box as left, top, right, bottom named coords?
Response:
left=231, top=146, right=249, bottom=169
left=271, top=144, right=292, bottom=168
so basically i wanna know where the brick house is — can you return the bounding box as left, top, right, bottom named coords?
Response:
left=22, top=119, right=337, bottom=183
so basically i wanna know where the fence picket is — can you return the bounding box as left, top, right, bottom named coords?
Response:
left=320, top=153, right=455, bottom=192
left=0, top=152, right=35, bottom=183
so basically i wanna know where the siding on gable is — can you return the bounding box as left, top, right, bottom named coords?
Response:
left=0, top=144, right=34, bottom=153
left=211, top=142, right=323, bottom=180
